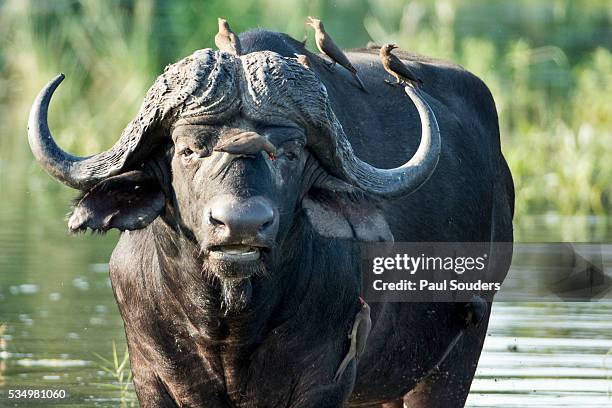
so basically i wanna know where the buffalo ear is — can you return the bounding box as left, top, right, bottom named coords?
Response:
left=302, top=191, right=394, bottom=242
left=68, top=170, right=164, bottom=232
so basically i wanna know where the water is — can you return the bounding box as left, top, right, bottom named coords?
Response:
left=0, top=184, right=611, bottom=406
left=467, top=302, right=612, bottom=407
left=0, top=184, right=132, bottom=406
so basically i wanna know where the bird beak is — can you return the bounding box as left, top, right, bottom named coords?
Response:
left=306, top=16, right=318, bottom=27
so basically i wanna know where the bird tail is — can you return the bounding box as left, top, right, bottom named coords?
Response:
left=333, top=354, right=354, bottom=383
left=353, top=72, right=368, bottom=93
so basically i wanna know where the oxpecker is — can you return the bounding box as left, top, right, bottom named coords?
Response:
left=334, top=298, right=372, bottom=382
left=214, top=131, right=277, bottom=160
left=380, top=43, right=423, bottom=88
left=306, top=16, right=367, bottom=92
left=215, top=18, right=242, bottom=56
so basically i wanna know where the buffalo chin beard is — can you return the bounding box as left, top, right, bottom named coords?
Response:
left=202, top=257, right=268, bottom=315
left=220, top=279, right=252, bottom=315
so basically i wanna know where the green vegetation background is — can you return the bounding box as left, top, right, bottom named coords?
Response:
left=0, top=0, right=610, bottom=239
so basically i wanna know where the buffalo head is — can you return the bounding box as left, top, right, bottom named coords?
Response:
left=28, top=49, right=440, bottom=307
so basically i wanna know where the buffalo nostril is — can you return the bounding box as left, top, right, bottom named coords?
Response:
left=258, top=219, right=273, bottom=233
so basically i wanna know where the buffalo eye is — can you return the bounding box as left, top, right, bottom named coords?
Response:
left=284, top=152, right=298, bottom=161
left=179, top=147, right=199, bottom=164
left=180, top=147, right=194, bottom=156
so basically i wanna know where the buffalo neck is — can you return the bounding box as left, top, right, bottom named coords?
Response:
left=147, top=218, right=322, bottom=347
left=113, top=216, right=361, bottom=404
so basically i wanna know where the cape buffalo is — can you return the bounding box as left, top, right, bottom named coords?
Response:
left=28, top=29, right=514, bottom=407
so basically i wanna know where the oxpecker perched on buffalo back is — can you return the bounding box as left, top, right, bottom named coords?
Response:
left=215, top=18, right=242, bottom=56
left=380, top=43, right=423, bottom=88
left=306, top=16, right=368, bottom=93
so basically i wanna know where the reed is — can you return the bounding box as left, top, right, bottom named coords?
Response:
left=1, top=0, right=609, bottom=241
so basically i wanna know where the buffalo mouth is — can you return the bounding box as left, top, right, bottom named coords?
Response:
left=208, top=245, right=262, bottom=262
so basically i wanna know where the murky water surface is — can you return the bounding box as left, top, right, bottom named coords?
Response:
left=0, top=186, right=611, bottom=406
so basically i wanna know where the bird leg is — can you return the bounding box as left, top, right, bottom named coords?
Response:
left=323, top=60, right=336, bottom=71
left=384, top=78, right=403, bottom=87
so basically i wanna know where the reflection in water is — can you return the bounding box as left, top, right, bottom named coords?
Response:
left=0, top=180, right=611, bottom=406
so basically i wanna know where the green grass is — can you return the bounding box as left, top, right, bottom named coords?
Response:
left=0, top=0, right=610, bottom=241
left=93, top=341, right=136, bottom=407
